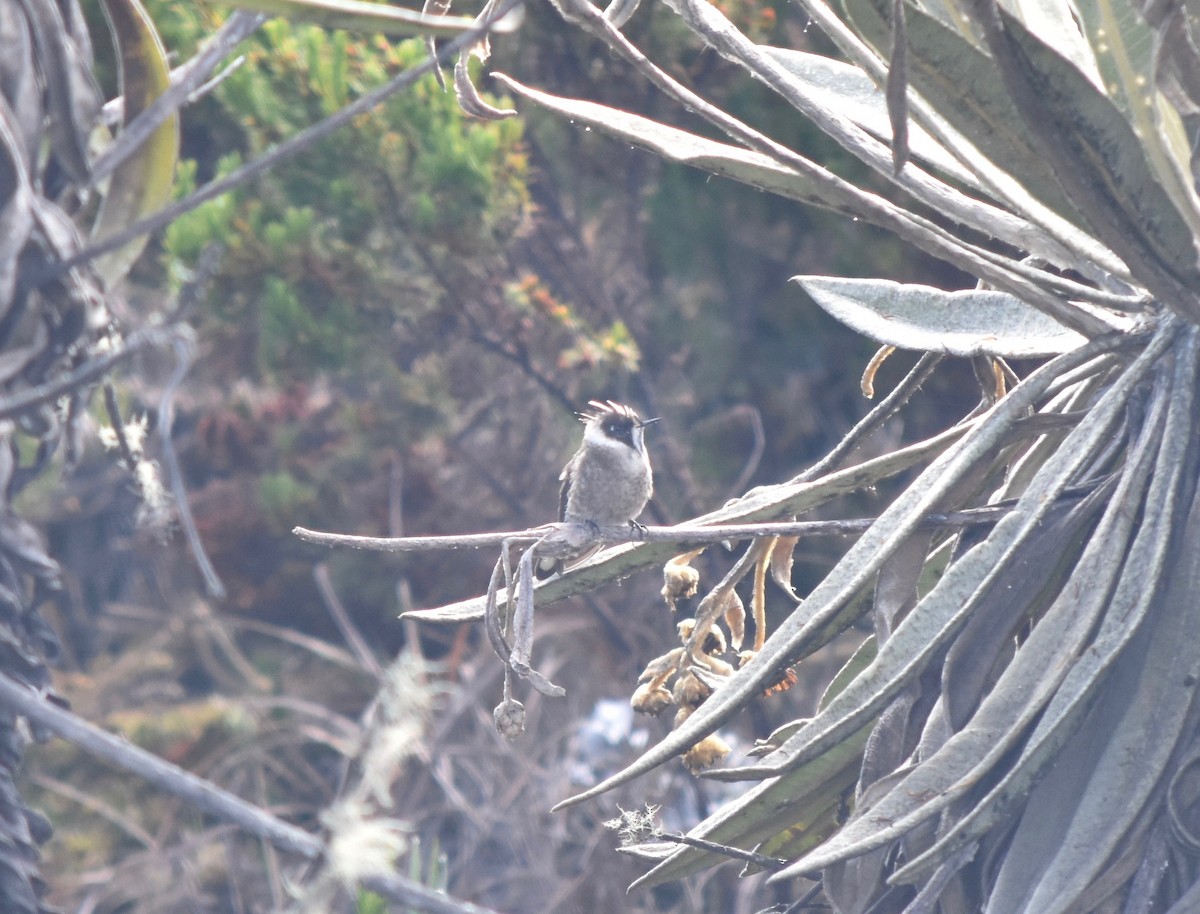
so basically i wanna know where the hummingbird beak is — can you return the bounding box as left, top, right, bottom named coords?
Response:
left=639, top=416, right=661, bottom=428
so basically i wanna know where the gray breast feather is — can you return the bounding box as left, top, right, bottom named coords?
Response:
left=560, top=443, right=652, bottom=526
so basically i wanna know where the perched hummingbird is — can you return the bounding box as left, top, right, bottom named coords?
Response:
left=541, top=400, right=657, bottom=575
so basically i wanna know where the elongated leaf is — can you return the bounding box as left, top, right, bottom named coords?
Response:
left=490, top=74, right=842, bottom=208
left=998, top=9, right=1200, bottom=286
left=892, top=325, right=1198, bottom=885
left=0, top=3, right=40, bottom=169
left=17, top=0, right=101, bottom=181
left=1007, top=0, right=1104, bottom=86
left=629, top=718, right=873, bottom=889
left=818, top=635, right=878, bottom=711
left=1073, top=0, right=1200, bottom=239
left=793, top=277, right=1091, bottom=357
left=760, top=47, right=978, bottom=187
left=91, top=0, right=179, bottom=286
left=836, top=0, right=1080, bottom=222
left=940, top=485, right=1105, bottom=731
left=776, top=374, right=1162, bottom=876
left=220, top=0, right=523, bottom=36
left=0, top=98, right=33, bottom=312
left=552, top=333, right=1146, bottom=810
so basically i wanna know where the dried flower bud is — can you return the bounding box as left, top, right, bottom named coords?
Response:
left=662, top=551, right=702, bottom=611
left=493, top=698, right=526, bottom=739
left=672, top=669, right=712, bottom=708
left=683, top=734, right=731, bottom=772
left=631, top=681, right=673, bottom=715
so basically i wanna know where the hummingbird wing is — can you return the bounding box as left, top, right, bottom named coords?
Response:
left=537, top=459, right=576, bottom=579
left=557, top=458, right=573, bottom=523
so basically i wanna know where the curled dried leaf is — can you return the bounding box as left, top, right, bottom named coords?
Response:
left=632, top=648, right=682, bottom=714
left=672, top=669, right=712, bottom=708
left=637, top=648, right=684, bottom=684
left=454, top=53, right=516, bottom=121
left=768, top=534, right=800, bottom=602
left=677, top=617, right=726, bottom=656
left=721, top=589, right=746, bottom=653
left=861, top=344, right=896, bottom=398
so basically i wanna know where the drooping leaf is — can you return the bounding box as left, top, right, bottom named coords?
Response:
left=767, top=534, right=799, bottom=603
left=91, top=0, right=180, bottom=286
left=836, top=0, right=1081, bottom=222
left=998, top=9, right=1200, bottom=283
left=0, top=3, right=41, bottom=169
left=886, top=0, right=909, bottom=173
left=1073, top=0, right=1200, bottom=239
left=16, top=0, right=101, bottom=182
left=0, top=99, right=33, bottom=312
left=760, top=48, right=978, bottom=187
left=490, top=74, right=843, bottom=210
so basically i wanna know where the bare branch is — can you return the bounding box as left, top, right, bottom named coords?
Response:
left=295, top=492, right=1097, bottom=556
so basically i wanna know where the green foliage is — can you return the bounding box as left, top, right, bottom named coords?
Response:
left=258, top=469, right=320, bottom=527
left=153, top=3, right=529, bottom=379
left=354, top=890, right=387, bottom=914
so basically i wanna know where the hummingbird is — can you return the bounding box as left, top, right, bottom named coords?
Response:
left=541, top=400, right=658, bottom=575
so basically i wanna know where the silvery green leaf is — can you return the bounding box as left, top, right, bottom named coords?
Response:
left=793, top=277, right=1091, bottom=357
left=760, top=48, right=978, bottom=188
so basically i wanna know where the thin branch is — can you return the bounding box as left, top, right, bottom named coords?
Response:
left=800, top=351, right=942, bottom=481
left=28, top=771, right=157, bottom=849
left=157, top=333, right=226, bottom=599
left=0, top=325, right=182, bottom=422
left=101, top=381, right=139, bottom=469
left=313, top=562, right=384, bottom=679
left=659, top=832, right=787, bottom=869
left=723, top=404, right=766, bottom=502
left=0, top=675, right=317, bottom=856
left=294, top=483, right=1098, bottom=554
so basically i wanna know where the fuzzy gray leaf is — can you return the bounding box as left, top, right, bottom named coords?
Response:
left=793, top=277, right=1091, bottom=357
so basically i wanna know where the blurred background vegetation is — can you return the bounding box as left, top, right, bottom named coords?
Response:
left=22, top=1, right=982, bottom=911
